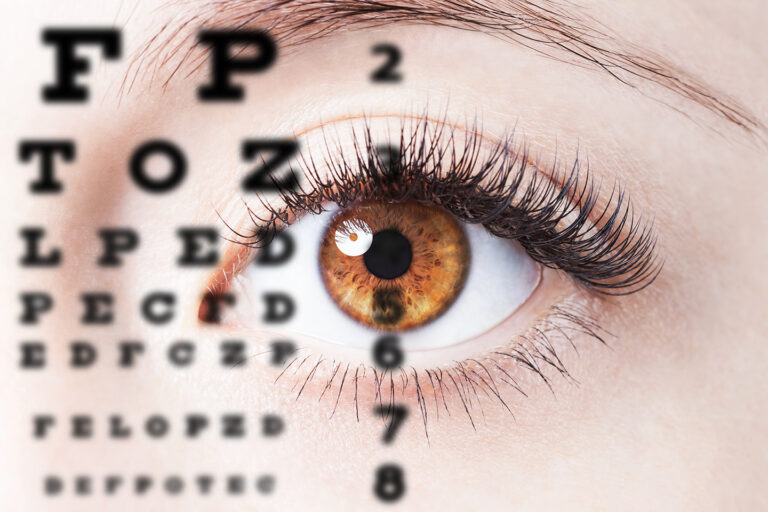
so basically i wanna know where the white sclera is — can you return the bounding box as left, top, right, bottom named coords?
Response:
left=245, top=207, right=541, bottom=352
left=334, top=219, right=373, bottom=256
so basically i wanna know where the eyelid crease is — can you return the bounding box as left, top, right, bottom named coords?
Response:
left=223, top=114, right=661, bottom=296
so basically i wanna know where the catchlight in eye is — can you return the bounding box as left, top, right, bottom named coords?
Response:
left=334, top=218, right=373, bottom=256
left=320, top=200, right=470, bottom=331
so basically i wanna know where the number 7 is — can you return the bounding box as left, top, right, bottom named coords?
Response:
left=374, top=405, right=408, bottom=444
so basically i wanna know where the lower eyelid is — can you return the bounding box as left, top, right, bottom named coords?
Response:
left=206, top=268, right=610, bottom=430
left=290, top=305, right=605, bottom=433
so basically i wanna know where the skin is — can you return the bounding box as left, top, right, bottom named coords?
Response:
left=2, top=0, right=767, bottom=510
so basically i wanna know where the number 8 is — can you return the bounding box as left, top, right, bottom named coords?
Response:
left=374, top=464, right=405, bottom=502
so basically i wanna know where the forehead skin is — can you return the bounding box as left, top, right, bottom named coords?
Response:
left=1, top=1, right=767, bottom=511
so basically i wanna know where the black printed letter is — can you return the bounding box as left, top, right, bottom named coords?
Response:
left=18, top=140, right=74, bottom=193
left=20, top=293, right=53, bottom=324
left=98, top=228, right=139, bottom=266
left=198, top=30, right=276, bottom=101
left=130, top=140, right=186, bottom=193
left=42, top=28, right=120, bottom=102
left=242, top=139, right=299, bottom=191
left=177, top=228, right=219, bottom=266
left=20, top=228, right=61, bottom=267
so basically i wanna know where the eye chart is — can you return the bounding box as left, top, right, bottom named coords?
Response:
left=7, top=14, right=426, bottom=512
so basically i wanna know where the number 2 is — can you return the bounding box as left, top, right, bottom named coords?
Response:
left=370, top=44, right=402, bottom=83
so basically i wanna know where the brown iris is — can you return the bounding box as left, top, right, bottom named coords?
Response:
left=319, top=200, right=470, bottom=331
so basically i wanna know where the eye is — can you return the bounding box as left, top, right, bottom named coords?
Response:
left=204, top=115, right=659, bottom=419
left=239, top=199, right=540, bottom=350
left=321, top=200, right=471, bottom=331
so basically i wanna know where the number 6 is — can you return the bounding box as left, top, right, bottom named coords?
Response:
left=373, top=335, right=403, bottom=369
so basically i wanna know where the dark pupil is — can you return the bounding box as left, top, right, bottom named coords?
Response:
left=363, top=229, right=412, bottom=280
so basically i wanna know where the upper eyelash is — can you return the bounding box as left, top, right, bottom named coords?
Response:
left=235, top=115, right=661, bottom=295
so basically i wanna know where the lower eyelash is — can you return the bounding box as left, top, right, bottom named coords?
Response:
left=268, top=299, right=610, bottom=439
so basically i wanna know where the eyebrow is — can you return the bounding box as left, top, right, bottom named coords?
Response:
left=125, top=0, right=762, bottom=136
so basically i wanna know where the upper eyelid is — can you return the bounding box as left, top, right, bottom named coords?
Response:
left=215, top=115, right=660, bottom=296
left=207, top=115, right=487, bottom=292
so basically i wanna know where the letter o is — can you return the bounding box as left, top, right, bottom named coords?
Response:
left=130, top=140, right=186, bottom=193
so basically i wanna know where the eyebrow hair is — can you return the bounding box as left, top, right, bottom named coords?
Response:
left=125, top=0, right=762, bottom=136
